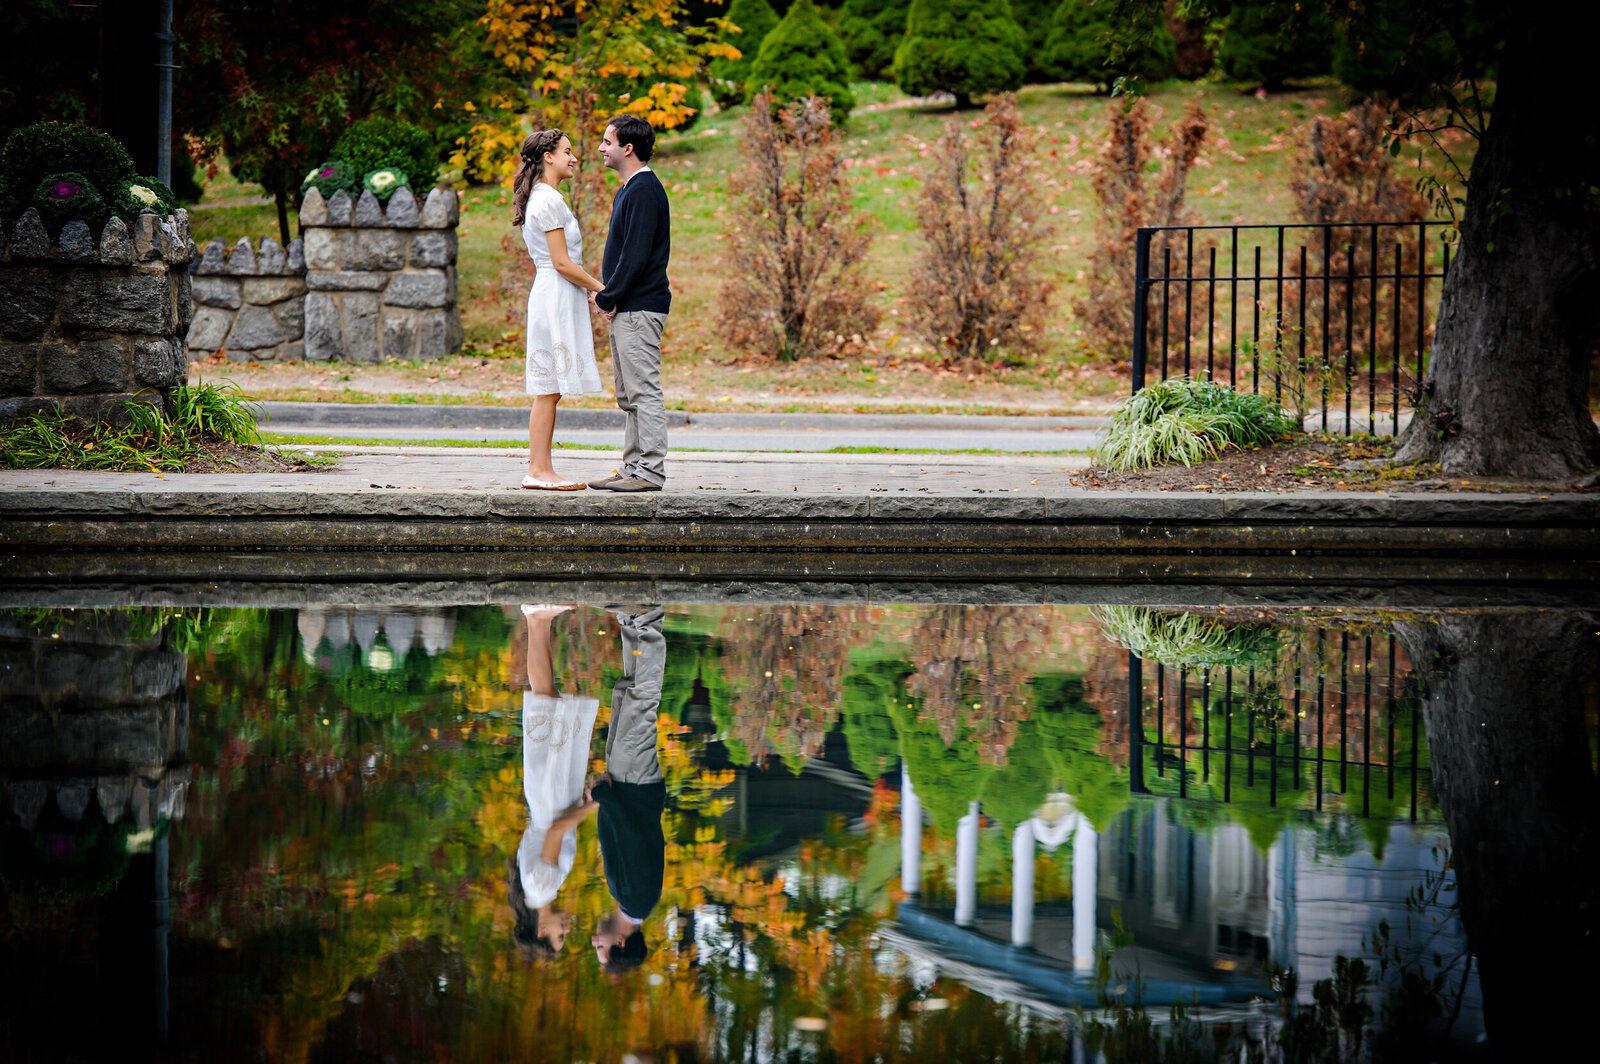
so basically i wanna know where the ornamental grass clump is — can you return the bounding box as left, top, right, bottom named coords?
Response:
left=0, top=380, right=263, bottom=473
left=1097, top=376, right=1297, bottom=471
left=1092, top=606, right=1281, bottom=671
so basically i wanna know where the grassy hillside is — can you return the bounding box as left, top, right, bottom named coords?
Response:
left=186, top=79, right=1466, bottom=410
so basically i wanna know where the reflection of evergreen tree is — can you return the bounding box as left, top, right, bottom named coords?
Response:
left=838, top=653, right=913, bottom=777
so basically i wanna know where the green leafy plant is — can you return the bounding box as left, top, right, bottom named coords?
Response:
left=1040, top=0, right=1175, bottom=93
left=1, top=380, right=263, bottom=472
left=299, top=160, right=359, bottom=200
left=1096, top=376, right=1296, bottom=471
left=710, top=0, right=781, bottom=107
left=31, top=172, right=106, bottom=230
left=892, top=0, right=1026, bottom=109
left=0, top=121, right=135, bottom=218
left=362, top=166, right=410, bottom=202
left=332, top=118, right=438, bottom=193
left=747, top=0, right=855, bottom=121
left=106, top=175, right=177, bottom=223
left=1092, top=605, right=1282, bottom=670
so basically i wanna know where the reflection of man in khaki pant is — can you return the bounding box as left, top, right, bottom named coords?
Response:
left=589, top=115, right=671, bottom=492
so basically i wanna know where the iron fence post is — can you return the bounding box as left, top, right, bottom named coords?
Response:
left=1131, top=227, right=1154, bottom=394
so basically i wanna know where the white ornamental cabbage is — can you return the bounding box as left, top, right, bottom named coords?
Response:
left=129, top=184, right=158, bottom=208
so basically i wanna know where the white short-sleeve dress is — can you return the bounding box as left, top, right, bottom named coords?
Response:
left=522, top=183, right=602, bottom=396
left=516, top=690, right=600, bottom=908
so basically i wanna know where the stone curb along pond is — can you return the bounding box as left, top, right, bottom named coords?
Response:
left=3, top=486, right=1597, bottom=590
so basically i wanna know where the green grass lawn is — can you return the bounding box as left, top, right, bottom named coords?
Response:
left=186, top=79, right=1467, bottom=408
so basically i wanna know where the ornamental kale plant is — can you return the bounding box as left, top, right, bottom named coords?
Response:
left=300, top=160, right=359, bottom=200
left=107, top=176, right=177, bottom=223
left=31, top=172, right=105, bottom=231
left=362, top=167, right=409, bottom=202
left=0, top=121, right=134, bottom=219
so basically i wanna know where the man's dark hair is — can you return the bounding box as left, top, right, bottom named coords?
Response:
left=606, top=115, right=655, bottom=164
left=602, top=929, right=650, bottom=972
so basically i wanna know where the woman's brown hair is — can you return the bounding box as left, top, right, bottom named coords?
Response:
left=511, top=128, right=567, bottom=227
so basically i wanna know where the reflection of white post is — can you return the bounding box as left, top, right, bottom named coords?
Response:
left=1073, top=818, right=1099, bottom=970
left=1012, top=820, right=1036, bottom=947
left=955, top=801, right=981, bottom=926
left=901, top=765, right=922, bottom=896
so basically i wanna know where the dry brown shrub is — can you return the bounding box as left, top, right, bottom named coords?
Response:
left=1075, top=97, right=1209, bottom=361
left=716, top=91, right=880, bottom=360
left=1283, top=99, right=1431, bottom=406
left=906, top=93, right=1056, bottom=367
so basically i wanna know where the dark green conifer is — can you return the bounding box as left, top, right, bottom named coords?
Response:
left=1215, top=0, right=1335, bottom=91
left=710, top=0, right=781, bottom=107
left=891, top=0, right=1026, bottom=109
left=748, top=0, right=855, bottom=120
left=1041, top=0, right=1175, bottom=92
left=838, top=0, right=911, bottom=81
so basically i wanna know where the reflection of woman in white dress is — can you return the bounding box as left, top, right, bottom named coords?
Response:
left=508, top=604, right=599, bottom=958
left=511, top=130, right=606, bottom=490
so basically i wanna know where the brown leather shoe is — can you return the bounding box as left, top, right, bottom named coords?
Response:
left=599, top=475, right=663, bottom=492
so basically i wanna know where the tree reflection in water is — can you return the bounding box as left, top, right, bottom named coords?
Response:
left=0, top=602, right=1591, bottom=1062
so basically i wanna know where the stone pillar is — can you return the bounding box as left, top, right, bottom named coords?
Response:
left=186, top=234, right=306, bottom=362
left=1073, top=818, right=1099, bottom=971
left=900, top=764, right=922, bottom=897
left=1011, top=819, right=1036, bottom=948
left=954, top=800, right=980, bottom=927
left=0, top=207, right=195, bottom=424
left=299, top=186, right=463, bottom=363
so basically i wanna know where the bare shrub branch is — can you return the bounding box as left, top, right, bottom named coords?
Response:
left=1075, top=97, right=1208, bottom=361
left=716, top=91, right=880, bottom=360
left=905, top=93, right=1056, bottom=366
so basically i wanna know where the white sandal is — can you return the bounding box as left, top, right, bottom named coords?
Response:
left=521, top=475, right=585, bottom=491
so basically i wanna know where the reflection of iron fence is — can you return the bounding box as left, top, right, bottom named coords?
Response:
left=1126, top=632, right=1428, bottom=818
left=1131, top=223, right=1453, bottom=435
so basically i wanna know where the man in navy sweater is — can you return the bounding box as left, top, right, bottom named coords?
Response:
left=588, top=116, right=672, bottom=492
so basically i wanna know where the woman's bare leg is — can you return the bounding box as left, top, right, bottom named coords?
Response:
left=524, top=606, right=570, bottom=696
left=527, top=393, right=563, bottom=481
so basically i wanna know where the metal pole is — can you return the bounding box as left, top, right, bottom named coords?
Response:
left=156, top=0, right=175, bottom=186
left=1131, top=228, right=1154, bottom=393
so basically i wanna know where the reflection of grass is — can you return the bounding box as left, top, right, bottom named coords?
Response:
left=1093, top=605, right=1280, bottom=670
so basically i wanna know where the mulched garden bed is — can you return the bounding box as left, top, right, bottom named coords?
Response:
left=1071, top=435, right=1597, bottom=494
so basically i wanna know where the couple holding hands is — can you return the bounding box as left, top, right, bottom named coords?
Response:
left=515, top=115, right=671, bottom=493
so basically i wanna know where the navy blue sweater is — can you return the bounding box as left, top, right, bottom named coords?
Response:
left=595, top=170, right=672, bottom=315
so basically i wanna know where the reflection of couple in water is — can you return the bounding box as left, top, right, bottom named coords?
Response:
left=508, top=604, right=666, bottom=972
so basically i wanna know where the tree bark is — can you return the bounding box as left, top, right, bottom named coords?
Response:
left=1393, top=9, right=1600, bottom=476
left=1394, top=612, right=1600, bottom=1055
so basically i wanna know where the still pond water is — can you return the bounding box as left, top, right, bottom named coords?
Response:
left=2, top=601, right=1594, bottom=1062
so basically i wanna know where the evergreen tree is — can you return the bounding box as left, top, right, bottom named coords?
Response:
left=710, top=0, right=782, bottom=107
left=1008, top=0, right=1060, bottom=83
left=838, top=0, right=911, bottom=80
left=748, top=0, right=855, bottom=120
left=1041, top=0, right=1175, bottom=92
left=1214, top=0, right=1335, bottom=90
left=892, top=0, right=1027, bottom=108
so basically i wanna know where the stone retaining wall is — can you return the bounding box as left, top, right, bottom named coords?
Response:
left=299, top=186, right=462, bottom=362
left=0, top=207, right=195, bottom=424
left=185, top=235, right=307, bottom=361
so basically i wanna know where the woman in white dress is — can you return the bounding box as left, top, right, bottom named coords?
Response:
left=511, top=130, right=606, bottom=490
left=507, top=604, right=600, bottom=958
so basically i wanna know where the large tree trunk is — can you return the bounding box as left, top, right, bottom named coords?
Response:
left=1395, top=612, right=1600, bottom=1055
left=1393, top=10, right=1600, bottom=476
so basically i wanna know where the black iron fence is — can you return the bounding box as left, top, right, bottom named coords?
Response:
left=1131, top=222, right=1453, bottom=435
left=1125, top=631, right=1430, bottom=819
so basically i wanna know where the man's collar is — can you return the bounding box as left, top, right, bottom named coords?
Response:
left=621, top=165, right=653, bottom=186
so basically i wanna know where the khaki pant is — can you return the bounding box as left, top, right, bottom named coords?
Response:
left=606, top=607, right=665, bottom=785
left=608, top=311, right=667, bottom=486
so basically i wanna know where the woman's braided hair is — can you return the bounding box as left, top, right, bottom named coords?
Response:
left=511, top=128, right=566, bottom=227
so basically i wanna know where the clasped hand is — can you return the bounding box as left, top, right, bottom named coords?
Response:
left=588, top=290, right=615, bottom=320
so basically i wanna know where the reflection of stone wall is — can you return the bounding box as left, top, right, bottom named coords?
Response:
left=298, top=187, right=462, bottom=363
left=0, top=207, right=195, bottom=424
left=185, top=235, right=307, bottom=362
left=0, top=615, right=189, bottom=830
left=297, top=605, right=457, bottom=667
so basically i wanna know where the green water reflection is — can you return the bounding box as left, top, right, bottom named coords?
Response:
left=1, top=602, right=1591, bottom=1061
